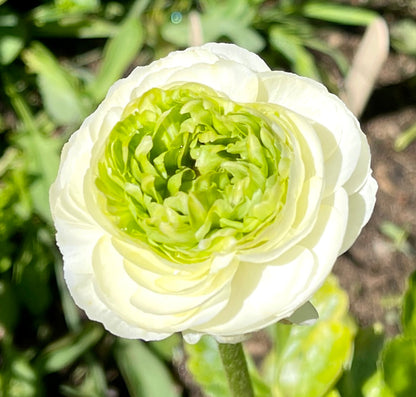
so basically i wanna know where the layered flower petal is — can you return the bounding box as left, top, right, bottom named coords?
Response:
left=50, top=43, right=377, bottom=342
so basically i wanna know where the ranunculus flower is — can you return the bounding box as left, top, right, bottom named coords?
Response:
left=50, top=43, right=377, bottom=343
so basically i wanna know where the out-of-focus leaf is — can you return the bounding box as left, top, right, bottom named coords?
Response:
left=113, top=338, right=179, bottom=397
left=15, top=244, right=52, bottom=316
left=53, top=253, right=81, bottom=332
left=0, top=9, right=25, bottom=65
left=16, top=129, right=62, bottom=223
left=36, top=323, right=104, bottom=374
left=362, top=370, right=395, bottom=397
left=394, top=122, right=416, bottom=152
left=337, top=326, right=385, bottom=397
left=391, top=19, right=416, bottom=56
left=305, top=38, right=349, bottom=75
left=324, top=390, right=341, bottom=397
left=0, top=279, right=19, bottom=332
left=148, top=334, right=181, bottom=361
left=185, top=336, right=230, bottom=397
left=269, top=25, right=320, bottom=79
left=380, top=221, right=413, bottom=256
left=402, top=271, right=416, bottom=337
left=22, top=42, right=90, bottom=125
left=59, top=358, right=108, bottom=397
left=381, top=336, right=416, bottom=397
left=32, top=17, right=118, bottom=39
left=0, top=342, right=43, bottom=397
left=264, top=276, right=355, bottom=397
left=302, top=3, right=377, bottom=26
left=161, top=0, right=265, bottom=52
left=2, top=71, right=62, bottom=222
left=185, top=335, right=271, bottom=397
left=87, top=0, right=147, bottom=102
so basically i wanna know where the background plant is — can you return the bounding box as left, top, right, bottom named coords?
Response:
left=0, top=0, right=415, bottom=396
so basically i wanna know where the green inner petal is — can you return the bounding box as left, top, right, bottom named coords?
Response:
left=94, top=83, right=294, bottom=263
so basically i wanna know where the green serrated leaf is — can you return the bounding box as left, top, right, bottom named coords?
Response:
left=381, top=336, right=416, bottom=397
left=36, top=323, right=104, bottom=374
left=402, top=271, right=416, bottom=337
left=264, top=276, right=355, bottom=397
left=113, top=339, right=179, bottom=397
left=302, top=3, right=377, bottom=26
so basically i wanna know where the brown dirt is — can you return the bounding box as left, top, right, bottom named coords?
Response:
left=333, top=44, right=416, bottom=336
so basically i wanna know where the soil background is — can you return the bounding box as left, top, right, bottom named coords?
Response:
left=330, top=2, right=416, bottom=336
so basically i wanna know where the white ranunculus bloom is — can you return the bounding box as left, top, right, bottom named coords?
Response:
left=50, top=43, right=377, bottom=343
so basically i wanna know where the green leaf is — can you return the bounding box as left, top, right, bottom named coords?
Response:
left=381, top=336, right=416, bottom=397
left=264, top=276, right=355, bottom=397
left=14, top=243, right=53, bottom=316
left=302, top=2, right=377, bottom=26
left=0, top=342, right=43, bottom=397
left=391, top=19, right=416, bottom=56
left=394, top=122, right=416, bottom=152
left=53, top=252, right=81, bottom=332
left=0, top=9, right=26, bottom=65
left=87, top=1, right=146, bottom=103
left=0, top=279, right=19, bottom=333
left=59, top=357, right=108, bottom=397
left=337, top=326, right=385, bottom=397
left=16, top=127, right=62, bottom=223
left=362, top=370, right=395, bottom=397
left=402, top=271, right=416, bottom=337
left=113, top=338, right=179, bottom=397
left=2, top=70, right=62, bottom=223
left=305, top=38, right=349, bottom=75
left=185, top=335, right=271, bottom=397
left=380, top=221, right=413, bottom=256
left=185, top=336, right=231, bottom=397
left=36, top=323, right=104, bottom=374
left=269, top=25, right=320, bottom=79
left=21, top=42, right=90, bottom=125
left=148, top=334, right=181, bottom=361
left=161, top=0, right=265, bottom=52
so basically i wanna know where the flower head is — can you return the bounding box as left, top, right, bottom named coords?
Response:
left=50, top=43, right=377, bottom=343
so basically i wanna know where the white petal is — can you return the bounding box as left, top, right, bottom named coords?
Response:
left=339, top=174, right=378, bottom=253
left=163, top=60, right=260, bottom=102
left=193, top=189, right=349, bottom=336
left=258, top=71, right=363, bottom=189
left=200, top=42, right=270, bottom=73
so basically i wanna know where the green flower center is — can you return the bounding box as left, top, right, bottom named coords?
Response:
left=94, top=83, right=292, bottom=263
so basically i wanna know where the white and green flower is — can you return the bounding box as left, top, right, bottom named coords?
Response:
left=50, top=43, right=377, bottom=343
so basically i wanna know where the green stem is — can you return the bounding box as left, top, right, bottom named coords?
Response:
left=218, top=342, right=254, bottom=397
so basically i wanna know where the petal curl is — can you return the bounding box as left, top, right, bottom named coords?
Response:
left=258, top=71, right=364, bottom=190
left=193, top=188, right=349, bottom=336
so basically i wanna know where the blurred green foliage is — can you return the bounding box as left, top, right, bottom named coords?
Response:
left=0, top=0, right=415, bottom=395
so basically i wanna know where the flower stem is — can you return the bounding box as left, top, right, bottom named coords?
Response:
left=218, top=342, right=254, bottom=397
